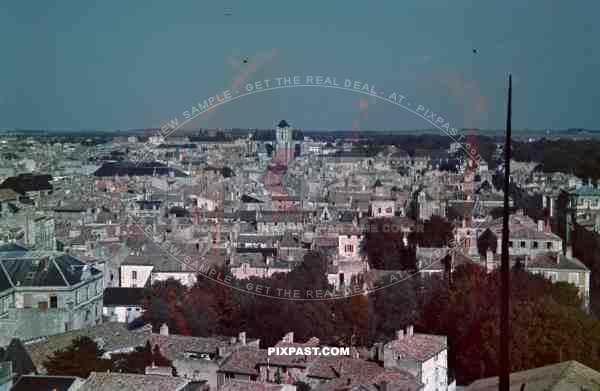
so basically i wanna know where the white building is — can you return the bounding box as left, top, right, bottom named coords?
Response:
left=383, top=326, right=451, bottom=391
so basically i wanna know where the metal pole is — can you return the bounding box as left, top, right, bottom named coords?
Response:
left=500, top=74, right=512, bottom=391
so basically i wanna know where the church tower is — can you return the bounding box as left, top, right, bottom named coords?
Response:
left=275, top=120, right=293, bottom=164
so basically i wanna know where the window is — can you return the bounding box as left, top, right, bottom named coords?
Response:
left=50, top=295, right=58, bottom=309
left=568, top=272, right=579, bottom=284
left=508, top=241, right=513, bottom=248
left=345, top=244, right=354, bottom=253
left=520, top=241, right=526, bottom=248
left=23, top=294, right=32, bottom=308
left=546, top=242, right=553, bottom=249
left=132, top=270, right=137, bottom=280
left=533, top=241, right=539, bottom=249
left=544, top=271, right=558, bottom=282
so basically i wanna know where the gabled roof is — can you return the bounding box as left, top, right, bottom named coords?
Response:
left=80, top=372, right=190, bottom=391
left=218, top=348, right=267, bottom=376
left=25, top=322, right=151, bottom=372
left=0, top=252, right=100, bottom=290
left=384, top=333, right=447, bottom=362
left=528, top=252, right=589, bottom=271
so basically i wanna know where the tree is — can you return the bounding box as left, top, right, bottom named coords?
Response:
left=142, top=279, right=190, bottom=334
left=111, top=341, right=173, bottom=375
left=362, top=217, right=417, bottom=270
left=419, top=264, right=600, bottom=385
left=274, top=367, right=283, bottom=384
left=295, top=380, right=311, bottom=391
left=43, top=337, right=113, bottom=378
left=413, top=215, right=454, bottom=247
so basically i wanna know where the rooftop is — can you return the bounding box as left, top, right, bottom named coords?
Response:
left=384, top=333, right=447, bottom=362
left=465, top=360, right=600, bottom=391
left=79, top=371, right=190, bottom=391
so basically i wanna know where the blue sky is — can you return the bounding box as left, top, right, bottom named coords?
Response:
left=0, top=0, right=598, bottom=130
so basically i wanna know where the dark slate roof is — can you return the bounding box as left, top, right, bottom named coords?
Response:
left=11, top=375, right=79, bottom=391
left=1, top=258, right=66, bottom=287
left=0, top=174, right=53, bottom=195
left=236, top=248, right=277, bottom=256
left=0, top=338, right=37, bottom=377
left=0, top=243, right=28, bottom=253
left=136, top=200, right=162, bottom=209
left=241, top=194, right=263, bottom=203
left=93, top=161, right=188, bottom=178
left=103, top=288, right=145, bottom=307
left=0, top=252, right=100, bottom=289
left=168, top=206, right=189, bottom=217
left=238, top=210, right=257, bottom=222
left=277, top=120, right=290, bottom=128
left=155, top=143, right=197, bottom=149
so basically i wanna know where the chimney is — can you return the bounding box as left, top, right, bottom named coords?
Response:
left=566, top=245, right=573, bottom=259
left=517, top=209, right=524, bottom=216
left=284, top=331, right=294, bottom=344
left=537, top=220, right=544, bottom=232
left=238, top=331, right=246, bottom=345
left=160, top=323, right=169, bottom=336
left=407, top=325, right=414, bottom=337
left=486, top=249, right=494, bottom=266
left=396, top=330, right=404, bottom=341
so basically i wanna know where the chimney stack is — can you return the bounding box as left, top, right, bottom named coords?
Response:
left=407, top=325, right=414, bottom=337
left=238, top=331, right=246, bottom=345
left=396, top=330, right=404, bottom=341
left=537, top=220, right=544, bottom=232
left=284, top=331, right=294, bottom=344
left=486, top=249, right=494, bottom=266
left=566, top=245, right=573, bottom=259
left=160, top=323, right=169, bottom=336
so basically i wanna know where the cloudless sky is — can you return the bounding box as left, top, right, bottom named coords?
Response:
left=0, top=0, right=598, bottom=131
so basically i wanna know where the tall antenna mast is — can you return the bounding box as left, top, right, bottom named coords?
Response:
left=499, top=74, right=512, bottom=391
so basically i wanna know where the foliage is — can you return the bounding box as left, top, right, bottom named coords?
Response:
left=512, top=139, right=600, bottom=182
left=111, top=341, right=173, bottom=375
left=419, top=265, right=599, bottom=385
left=43, top=337, right=113, bottom=378
left=294, top=380, right=311, bottom=391
left=361, top=217, right=417, bottom=270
